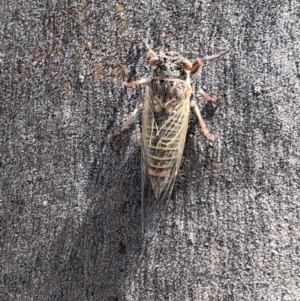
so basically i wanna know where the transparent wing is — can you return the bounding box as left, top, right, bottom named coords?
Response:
left=141, top=83, right=191, bottom=237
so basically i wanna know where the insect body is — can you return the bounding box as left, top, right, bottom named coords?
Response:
left=115, top=38, right=230, bottom=237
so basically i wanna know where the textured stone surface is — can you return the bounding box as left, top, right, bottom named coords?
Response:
left=1, top=0, right=300, bottom=300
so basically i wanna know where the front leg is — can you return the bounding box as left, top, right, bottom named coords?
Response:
left=121, top=77, right=149, bottom=88
left=203, top=48, right=231, bottom=61
left=191, top=48, right=230, bottom=75
left=114, top=77, right=148, bottom=136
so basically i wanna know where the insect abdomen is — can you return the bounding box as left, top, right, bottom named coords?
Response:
left=144, top=111, right=187, bottom=198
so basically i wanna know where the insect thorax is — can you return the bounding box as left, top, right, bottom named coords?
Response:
left=149, top=79, right=188, bottom=113
left=148, top=51, right=191, bottom=112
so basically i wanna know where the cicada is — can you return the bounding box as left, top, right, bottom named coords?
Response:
left=115, top=37, right=230, bottom=237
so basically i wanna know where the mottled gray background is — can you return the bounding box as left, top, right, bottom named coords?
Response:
left=1, top=0, right=300, bottom=300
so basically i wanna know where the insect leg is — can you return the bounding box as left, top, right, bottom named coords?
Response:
left=113, top=103, right=144, bottom=136
left=121, top=78, right=149, bottom=88
left=190, top=100, right=216, bottom=141
left=191, top=48, right=230, bottom=75
left=191, top=59, right=204, bottom=75
left=138, top=34, right=158, bottom=59
left=199, top=88, right=220, bottom=101
left=203, top=48, right=231, bottom=61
